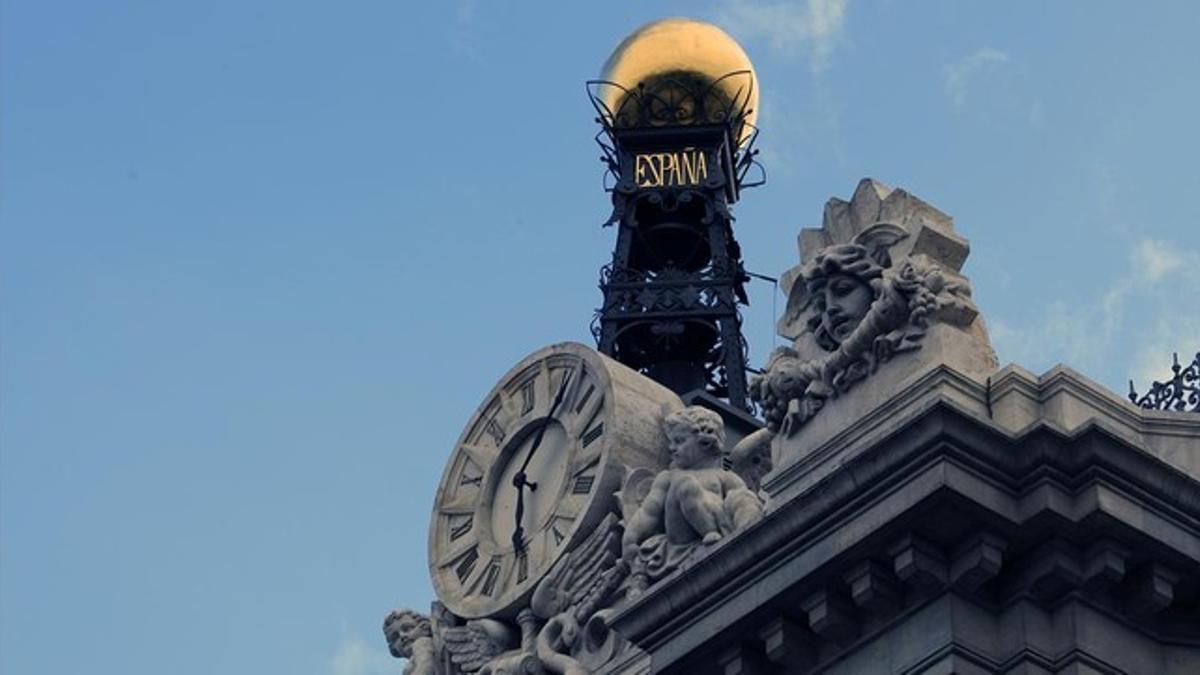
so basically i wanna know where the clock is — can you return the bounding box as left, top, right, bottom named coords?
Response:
left=427, top=342, right=681, bottom=619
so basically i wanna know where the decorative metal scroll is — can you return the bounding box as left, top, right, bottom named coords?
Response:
left=586, top=73, right=765, bottom=194
left=1129, top=352, right=1200, bottom=412
left=587, top=70, right=756, bottom=135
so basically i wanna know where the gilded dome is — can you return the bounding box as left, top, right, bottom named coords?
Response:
left=599, top=18, right=759, bottom=145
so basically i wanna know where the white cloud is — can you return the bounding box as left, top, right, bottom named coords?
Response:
left=1134, top=239, right=1184, bottom=283
left=329, top=634, right=395, bottom=675
left=943, top=47, right=1009, bottom=108
left=990, top=237, right=1200, bottom=390
left=718, top=0, right=849, bottom=74
left=450, top=0, right=479, bottom=57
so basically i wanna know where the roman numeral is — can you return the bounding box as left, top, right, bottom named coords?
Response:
left=582, top=423, right=604, bottom=448
left=449, top=516, right=473, bottom=541
left=572, top=475, right=595, bottom=494
left=574, top=384, right=595, bottom=415
left=459, top=473, right=482, bottom=487
left=549, top=511, right=573, bottom=542
left=516, top=552, right=528, bottom=583
left=520, top=380, right=536, bottom=415
left=479, top=559, right=502, bottom=597
left=454, top=546, right=479, bottom=584
left=484, top=418, right=506, bottom=445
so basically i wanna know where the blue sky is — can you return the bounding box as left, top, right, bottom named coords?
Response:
left=2, top=2, right=1197, bottom=674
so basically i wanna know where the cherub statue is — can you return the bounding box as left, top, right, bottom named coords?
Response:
left=383, top=609, right=437, bottom=675
left=621, top=406, right=764, bottom=591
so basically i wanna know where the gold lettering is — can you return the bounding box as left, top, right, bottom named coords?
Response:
left=681, top=149, right=696, bottom=185
left=634, top=149, right=708, bottom=188
left=649, top=154, right=663, bottom=187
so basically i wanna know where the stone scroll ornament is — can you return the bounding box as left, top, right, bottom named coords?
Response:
left=384, top=406, right=767, bottom=675
left=750, top=179, right=996, bottom=436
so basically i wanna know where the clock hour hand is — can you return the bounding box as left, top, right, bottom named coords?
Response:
left=512, top=482, right=527, bottom=552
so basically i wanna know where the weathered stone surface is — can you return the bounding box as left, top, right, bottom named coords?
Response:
left=1082, top=539, right=1128, bottom=591
left=950, top=532, right=1006, bottom=592
left=844, top=559, right=901, bottom=614
left=716, top=643, right=771, bottom=675
left=891, top=534, right=949, bottom=591
left=608, top=362, right=1200, bottom=674
left=1125, top=562, right=1180, bottom=618
left=755, top=179, right=998, bottom=476
left=800, top=589, right=858, bottom=645
left=756, top=615, right=814, bottom=667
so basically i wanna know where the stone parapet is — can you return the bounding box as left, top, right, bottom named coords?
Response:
left=609, top=364, right=1200, bottom=673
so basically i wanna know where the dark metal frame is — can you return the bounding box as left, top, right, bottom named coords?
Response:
left=585, top=72, right=762, bottom=412
left=1129, top=352, right=1200, bottom=413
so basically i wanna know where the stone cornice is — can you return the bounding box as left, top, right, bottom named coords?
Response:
left=608, top=393, right=1200, bottom=667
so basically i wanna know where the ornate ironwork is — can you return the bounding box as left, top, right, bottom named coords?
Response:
left=587, top=75, right=765, bottom=200
left=588, top=71, right=755, bottom=137
left=1128, top=352, right=1200, bottom=412
left=587, top=71, right=760, bottom=412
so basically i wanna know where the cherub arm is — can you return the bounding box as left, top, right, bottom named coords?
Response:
left=621, top=470, right=671, bottom=561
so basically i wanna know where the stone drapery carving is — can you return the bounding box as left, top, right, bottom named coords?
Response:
left=386, top=406, right=766, bottom=675
left=751, top=179, right=996, bottom=436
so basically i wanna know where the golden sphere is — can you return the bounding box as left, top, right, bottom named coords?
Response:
left=599, top=18, right=759, bottom=145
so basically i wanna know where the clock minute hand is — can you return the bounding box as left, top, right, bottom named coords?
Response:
left=511, top=371, right=574, bottom=552
left=516, top=370, right=574, bottom=480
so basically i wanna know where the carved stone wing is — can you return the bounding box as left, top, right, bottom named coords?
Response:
left=729, top=428, right=774, bottom=494
left=617, top=468, right=656, bottom=525
left=440, top=620, right=509, bottom=673
left=531, top=512, right=624, bottom=620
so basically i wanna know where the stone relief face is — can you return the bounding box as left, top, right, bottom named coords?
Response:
left=819, top=272, right=873, bottom=345
left=384, top=611, right=428, bottom=658
left=667, top=412, right=723, bottom=469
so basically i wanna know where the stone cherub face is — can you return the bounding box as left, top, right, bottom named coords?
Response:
left=804, top=245, right=885, bottom=351
left=665, top=407, right=725, bottom=470
left=383, top=609, right=431, bottom=659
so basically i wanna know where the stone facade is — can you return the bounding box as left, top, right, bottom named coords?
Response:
left=605, top=363, right=1200, bottom=674
left=602, top=180, right=1200, bottom=674
left=387, top=180, right=1200, bottom=674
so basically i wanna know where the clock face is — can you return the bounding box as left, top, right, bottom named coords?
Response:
left=428, top=348, right=611, bottom=619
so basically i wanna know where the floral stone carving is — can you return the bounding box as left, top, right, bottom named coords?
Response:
left=751, top=178, right=997, bottom=437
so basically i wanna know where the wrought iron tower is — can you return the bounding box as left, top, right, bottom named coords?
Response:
left=587, top=25, right=763, bottom=411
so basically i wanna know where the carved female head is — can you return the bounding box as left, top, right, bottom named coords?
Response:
left=802, top=244, right=884, bottom=351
